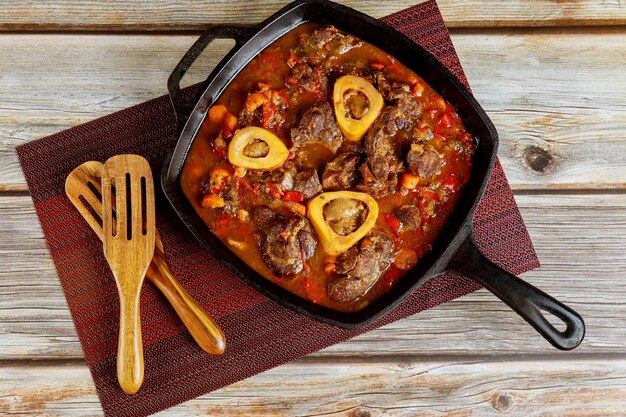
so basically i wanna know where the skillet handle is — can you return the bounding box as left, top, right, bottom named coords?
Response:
left=447, top=236, right=585, bottom=350
left=167, top=26, right=252, bottom=130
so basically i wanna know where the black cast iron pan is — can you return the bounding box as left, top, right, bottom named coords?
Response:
left=162, top=0, right=585, bottom=350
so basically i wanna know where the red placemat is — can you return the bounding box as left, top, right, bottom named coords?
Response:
left=16, top=2, right=539, bottom=416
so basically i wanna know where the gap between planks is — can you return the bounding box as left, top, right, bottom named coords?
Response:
left=3, top=351, right=626, bottom=368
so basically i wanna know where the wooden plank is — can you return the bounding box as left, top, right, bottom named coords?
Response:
left=2, top=31, right=626, bottom=190
left=2, top=358, right=626, bottom=416
left=1, top=192, right=624, bottom=359
left=0, top=1, right=624, bottom=31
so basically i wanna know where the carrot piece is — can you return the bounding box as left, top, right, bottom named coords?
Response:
left=221, top=113, right=238, bottom=138
left=208, top=104, right=228, bottom=124
left=244, top=92, right=268, bottom=112
left=200, top=194, right=225, bottom=209
left=289, top=202, right=307, bottom=217
left=384, top=213, right=401, bottom=238
left=400, top=172, right=420, bottom=190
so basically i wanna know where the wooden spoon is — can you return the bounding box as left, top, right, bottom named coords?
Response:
left=65, top=161, right=226, bottom=358
left=100, top=154, right=156, bottom=394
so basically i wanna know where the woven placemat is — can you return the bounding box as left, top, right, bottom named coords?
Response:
left=16, top=2, right=539, bottom=416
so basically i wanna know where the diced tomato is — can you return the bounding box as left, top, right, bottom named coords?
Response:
left=274, top=89, right=290, bottom=106
left=371, top=61, right=385, bottom=69
left=438, top=112, right=453, bottom=129
left=282, top=191, right=304, bottom=203
left=287, top=54, right=301, bottom=68
left=265, top=181, right=283, bottom=199
left=261, top=101, right=276, bottom=128
left=215, top=214, right=233, bottom=236
left=461, top=132, right=474, bottom=146
left=213, top=147, right=226, bottom=159
left=381, top=265, right=403, bottom=288
left=442, top=174, right=461, bottom=193
left=412, top=80, right=425, bottom=97
left=418, top=187, right=439, bottom=202
left=239, top=178, right=256, bottom=193
left=384, top=213, right=401, bottom=238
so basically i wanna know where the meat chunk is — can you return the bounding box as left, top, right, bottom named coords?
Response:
left=394, top=93, right=422, bottom=131
left=370, top=70, right=422, bottom=130
left=238, top=88, right=289, bottom=131
left=291, top=102, right=344, bottom=153
left=254, top=207, right=317, bottom=278
left=292, top=25, right=362, bottom=68
left=289, top=64, right=329, bottom=97
left=357, top=106, right=404, bottom=196
left=245, top=162, right=322, bottom=201
left=200, top=170, right=239, bottom=215
left=328, top=230, right=394, bottom=302
left=291, top=168, right=323, bottom=199
left=221, top=181, right=239, bottom=215
left=322, top=153, right=360, bottom=190
left=393, top=204, right=421, bottom=232
left=406, top=144, right=443, bottom=180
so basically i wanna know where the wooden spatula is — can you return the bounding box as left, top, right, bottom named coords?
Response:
left=64, top=161, right=226, bottom=358
left=101, top=154, right=156, bottom=394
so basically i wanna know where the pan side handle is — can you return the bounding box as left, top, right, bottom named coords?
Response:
left=167, top=26, right=253, bottom=131
left=447, top=236, right=585, bottom=350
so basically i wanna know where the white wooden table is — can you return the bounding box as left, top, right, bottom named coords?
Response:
left=1, top=1, right=626, bottom=415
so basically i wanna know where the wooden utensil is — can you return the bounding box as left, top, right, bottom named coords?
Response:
left=66, top=160, right=226, bottom=393
left=64, top=161, right=226, bottom=356
left=101, top=154, right=156, bottom=394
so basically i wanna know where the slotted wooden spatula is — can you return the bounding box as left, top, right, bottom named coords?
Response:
left=64, top=161, right=225, bottom=358
left=101, top=154, right=155, bottom=394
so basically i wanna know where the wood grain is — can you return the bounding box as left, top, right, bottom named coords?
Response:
left=0, top=0, right=624, bottom=31
left=2, top=31, right=626, bottom=190
left=2, top=358, right=626, bottom=416
left=1, top=192, right=624, bottom=359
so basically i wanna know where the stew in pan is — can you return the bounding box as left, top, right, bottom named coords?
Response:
left=180, top=23, right=475, bottom=313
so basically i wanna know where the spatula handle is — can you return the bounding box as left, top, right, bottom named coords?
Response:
left=147, top=238, right=226, bottom=354
left=117, top=289, right=144, bottom=395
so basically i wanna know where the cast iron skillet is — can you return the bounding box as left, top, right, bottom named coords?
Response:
left=162, top=0, right=585, bottom=350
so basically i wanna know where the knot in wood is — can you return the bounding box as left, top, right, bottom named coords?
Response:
left=349, top=409, right=373, bottom=417
left=524, top=145, right=555, bottom=173
left=491, top=391, right=515, bottom=413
